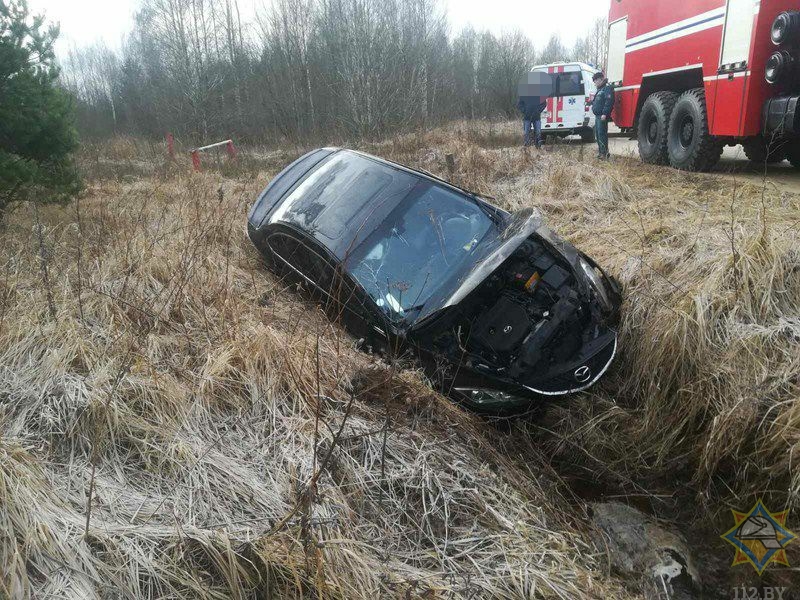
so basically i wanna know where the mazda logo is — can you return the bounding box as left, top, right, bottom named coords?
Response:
left=574, top=366, right=592, bottom=383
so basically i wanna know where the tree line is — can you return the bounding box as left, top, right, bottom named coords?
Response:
left=61, top=0, right=608, bottom=144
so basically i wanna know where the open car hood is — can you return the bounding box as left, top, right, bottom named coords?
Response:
left=410, top=208, right=585, bottom=330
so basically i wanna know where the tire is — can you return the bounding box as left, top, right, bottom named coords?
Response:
left=580, top=128, right=596, bottom=143
left=771, top=11, right=800, bottom=46
left=667, top=88, right=723, bottom=172
left=742, top=137, right=787, bottom=164
left=638, top=91, right=678, bottom=164
left=788, top=139, right=800, bottom=169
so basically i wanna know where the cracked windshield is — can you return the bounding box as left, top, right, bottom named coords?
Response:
left=348, top=181, right=495, bottom=322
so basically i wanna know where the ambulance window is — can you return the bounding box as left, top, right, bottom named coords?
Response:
left=556, top=72, right=584, bottom=97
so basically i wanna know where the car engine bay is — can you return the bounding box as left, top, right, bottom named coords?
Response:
left=431, top=236, right=614, bottom=384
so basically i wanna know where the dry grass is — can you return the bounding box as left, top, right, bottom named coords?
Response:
left=380, top=124, right=800, bottom=506
left=0, top=138, right=633, bottom=599
left=2, top=120, right=798, bottom=597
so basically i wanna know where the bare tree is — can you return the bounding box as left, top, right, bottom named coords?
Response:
left=61, top=43, right=121, bottom=135
left=538, top=34, right=568, bottom=65
left=452, top=27, right=478, bottom=119
left=573, top=17, right=608, bottom=69
left=59, top=0, right=601, bottom=142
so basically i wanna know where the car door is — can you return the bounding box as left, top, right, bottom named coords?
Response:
left=266, top=226, right=393, bottom=353
left=555, top=67, right=587, bottom=131
left=537, top=67, right=556, bottom=128
left=541, top=65, right=586, bottom=133
left=583, top=70, right=597, bottom=127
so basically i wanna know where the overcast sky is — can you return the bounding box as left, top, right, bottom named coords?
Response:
left=29, top=0, right=608, bottom=57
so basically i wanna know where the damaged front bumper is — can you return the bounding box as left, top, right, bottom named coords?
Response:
left=523, top=333, right=617, bottom=395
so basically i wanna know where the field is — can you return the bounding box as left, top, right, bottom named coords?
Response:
left=1, top=122, right=799, bottom=598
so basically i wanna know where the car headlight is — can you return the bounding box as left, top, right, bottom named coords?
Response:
left=454, top=388, right=530, bottom=407
left=578, top=256, right=613, bottom=313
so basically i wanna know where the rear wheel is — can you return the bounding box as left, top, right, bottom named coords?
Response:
left=667, top=88, right=722, bottom=172
left=637, top=91, right=678, bottom=164
left=785, top=139, right=800, bottom=169
left=743, top=136, right=787, bottom=164
left=580, top=128, right=595, bottom=143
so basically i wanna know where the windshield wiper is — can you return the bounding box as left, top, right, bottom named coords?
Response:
left=404, top=302, right=425, bottom=314
left=466, top=193, right=502, bottom=224
left=397, top=303, right=426, bottom=326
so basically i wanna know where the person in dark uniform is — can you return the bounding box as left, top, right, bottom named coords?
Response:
left=591, top=71, right=615, bottom=159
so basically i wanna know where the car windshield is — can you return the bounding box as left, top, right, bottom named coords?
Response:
left=345, top=182, right=495, bottom=323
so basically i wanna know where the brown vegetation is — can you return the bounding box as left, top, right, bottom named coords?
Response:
left=372, top=123, right=800, bottom=512
left=1, top=121, right=798, bottom=597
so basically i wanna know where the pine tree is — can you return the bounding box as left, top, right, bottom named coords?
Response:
left=0, top=0, right=80, bottom=220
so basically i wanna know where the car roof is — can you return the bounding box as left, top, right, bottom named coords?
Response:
left=264, top=148, right=486, bottom=259
left=531, top=61, right=596, bottom=72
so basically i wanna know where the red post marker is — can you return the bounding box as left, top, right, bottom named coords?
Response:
left=191, top=139, right=235, bottom=172
left=226, top=140, right=237, bottom=159
left=166, top=133, right=175, bottom=159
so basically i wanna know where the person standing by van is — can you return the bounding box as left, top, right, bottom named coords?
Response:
left=591, top=71, right=615, bottom=159
left=517, top=74, right=549, bottom=148
left=517, top=94, right=547, bottom=148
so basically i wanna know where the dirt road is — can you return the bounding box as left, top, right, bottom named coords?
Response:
left=607, top=134, right=800, bottom=194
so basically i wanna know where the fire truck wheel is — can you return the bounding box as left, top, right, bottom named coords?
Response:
left=742, top=137, right=787, bottom=164
left=667, top=88, right=722, bottom=172
left=788, top=140, right=800, bottom=169
left=638, top=91, right=678, bottom=164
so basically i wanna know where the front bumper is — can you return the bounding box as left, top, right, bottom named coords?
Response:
left=452, top=332, right=618, bottom=413
left=542, top=124, right=592, bottom=134
left=522, top=334, right=617, bottom=395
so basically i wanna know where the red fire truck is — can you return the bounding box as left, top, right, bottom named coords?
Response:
left=606, top=0, right=800, bottom=171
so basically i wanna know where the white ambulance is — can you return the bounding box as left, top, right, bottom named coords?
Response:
left=530, top=61, right=599, bottom=143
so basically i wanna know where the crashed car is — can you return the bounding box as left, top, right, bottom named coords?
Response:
left=247, top=148, right=621, bottom=412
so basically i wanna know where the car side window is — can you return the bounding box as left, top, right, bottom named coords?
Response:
left=268, top=232, right=376, bottom=322
left=269, top=233, right=334, bottom=293
left=555, top=72, right=584, bottom=97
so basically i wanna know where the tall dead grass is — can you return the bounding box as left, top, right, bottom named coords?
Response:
left=390, top=128, right=800, bottom=517
left=0, top=149, right=628, bottom=598
left=4, top=121, right=798, bottom=597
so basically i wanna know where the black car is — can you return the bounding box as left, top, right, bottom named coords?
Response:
left=247, top=148, right=621, bottom=412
